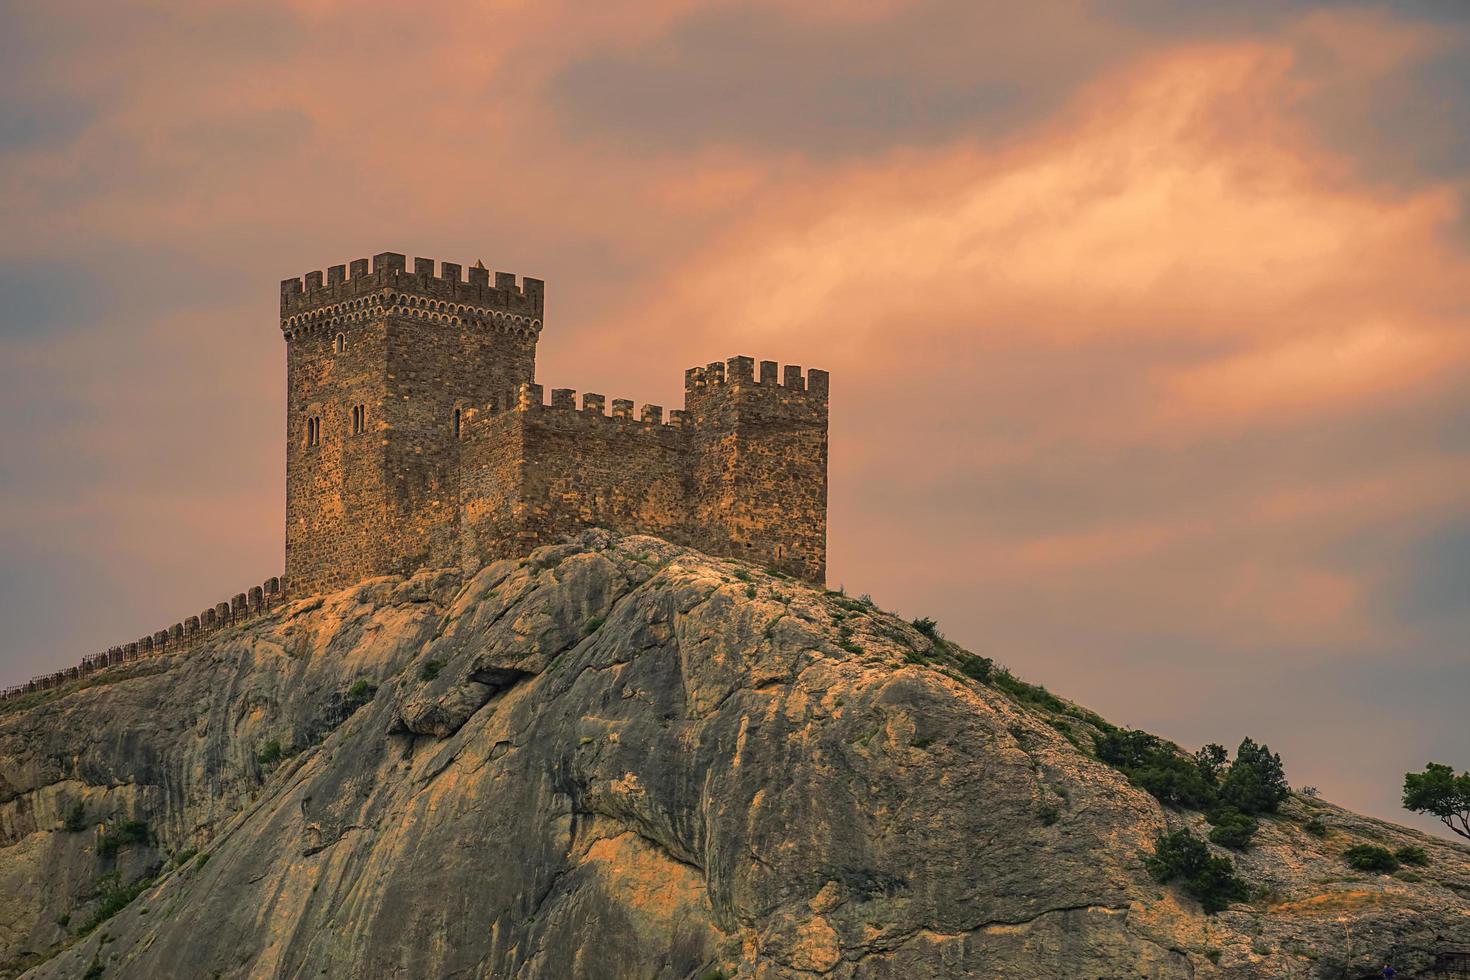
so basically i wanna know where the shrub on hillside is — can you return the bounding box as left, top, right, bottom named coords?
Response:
left=80, top=872, right=152, bottom=935
left=1343, top=844, right=1400, bottom=873
left=1144, top=829, right=1249, bottom=914
left=344, top=679, right=378, bottom=709
left=910, top=617, right=940, bottom=639
left=955, top=652, right=993, bottom=682
left=63, top=802, right=88, bottom=833
left=1218, top=738, right=1290, bottom=815
left=97, top=819, right=150, bottom=859
left=1195, top=743, right=1228, bottom=781
left=1095, top=729, right=1217, bottom=809
left=1394, top=844, right=1429, bottom=867
left=992, top=669, right=1067, bottom=713
left=256, top=740, right=284, bottom=767
left=1207, top=807, right=1260, bottom=850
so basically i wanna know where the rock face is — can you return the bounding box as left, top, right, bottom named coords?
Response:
left=1, top=531, right=1467, bottom=979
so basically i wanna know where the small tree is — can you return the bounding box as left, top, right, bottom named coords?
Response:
left=1219, top=738, right=1289, bottom=815
left=1402, top=763, right=1470, bottom=841
left=63, top=802, right=88, bottom=833
left=1195, top=743, right=1228, bottom=782
left=1207, top=807, right=1260, bottom=850
left=1144, top=829, right=1249, bottom=914
left=910, top=617, right=939, bottom=639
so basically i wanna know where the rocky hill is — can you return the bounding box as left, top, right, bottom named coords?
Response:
left=1, top=531, right=1466, bottom=979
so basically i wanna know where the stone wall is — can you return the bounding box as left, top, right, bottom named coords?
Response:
left=454, top=357, right=828, bottom=584
left=0, top=576, right=286, bottom=702
left=459, top=385, right=693, bottom=568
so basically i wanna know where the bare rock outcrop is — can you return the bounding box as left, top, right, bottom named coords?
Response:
left=1, top=531, right=1466, bottom=978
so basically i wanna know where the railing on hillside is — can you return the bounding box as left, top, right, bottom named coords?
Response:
left=0, top=575, right=286, bottom=702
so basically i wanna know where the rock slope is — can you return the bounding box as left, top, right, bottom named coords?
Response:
left=0, top=531, right=1466, bottom=979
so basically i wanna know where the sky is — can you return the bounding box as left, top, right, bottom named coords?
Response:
left=1, top=0, right=1467, bottom=838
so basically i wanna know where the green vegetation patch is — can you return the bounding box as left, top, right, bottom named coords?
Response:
left=1394, top=844, right=1429, bottom=867
left=1095, top=732, right=1289, bottom=819
left=80, top=873, right=154, bottom=936
left=256, top=740, right=285, bottom=767
left=1094, top=729, right=1217, bottom=809
left=344, top=679, right=378, bottom=709
left=64, top=802, right=89, bottom=833
left=1206, top=807, right=1260, bottom=850
left=1145, top=829, right=1249, bottom=914
left=1343, top=844, right=1400, bottom=873
left=97, top=820, right=151, bottom=859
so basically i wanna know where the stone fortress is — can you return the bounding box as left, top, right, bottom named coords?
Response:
left=2, top=252, right=829, bottom=701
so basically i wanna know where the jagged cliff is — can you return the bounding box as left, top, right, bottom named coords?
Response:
left=1, top=532, right=1466, bottom=979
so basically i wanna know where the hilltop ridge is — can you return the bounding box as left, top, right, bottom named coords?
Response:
left=1, top=531, right=1466, bottom=978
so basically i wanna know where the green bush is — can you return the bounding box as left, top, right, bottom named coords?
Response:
left=97, top=819, right=150, bottom=859
left=344, top=679, right=378, bottom=708
left=956, top=652, right=993, bottom=682
left=992, top=669, right=1067, bottom=713
left=419, top=659, right=445, bottom=681
left=256, top=740, right=284, bottom=766
left=1095, top=729, right=1217, bottom=809
left=1144, top=829, right=1249, bottom=914
left=80, top=873, right=153, bottom=935
left=911, top=617, right=939, bottom=639
left=1394, top=844, right=1429, bottom=867
left=1207, top=807, right=1260, bottom=850
left=1194, top=743, right=1228, bottom=781
left=64, top=802, right=88, bottom=833
left=1218, top=738, right=1290, bottom=815
left=1343, top=844, right=1399, bottom=873
left=1303, top=817, right=1328, bottom=839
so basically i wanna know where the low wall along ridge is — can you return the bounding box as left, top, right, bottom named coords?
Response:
left=0, top=576, right=286, bottom=702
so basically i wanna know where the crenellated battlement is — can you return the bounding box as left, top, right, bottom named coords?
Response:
left=0, top=576, right=286, bottom=703
left=280, top=252, right=544, bottom=340
left=683, top=355, right=830, bottom=402
left=509, top=382, right=689, bottom=429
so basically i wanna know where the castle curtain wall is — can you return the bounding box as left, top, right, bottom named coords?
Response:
left=458, top=393, right=690, bottom=566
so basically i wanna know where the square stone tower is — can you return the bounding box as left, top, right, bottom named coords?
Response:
left=279, top=252, right=543, bottom=596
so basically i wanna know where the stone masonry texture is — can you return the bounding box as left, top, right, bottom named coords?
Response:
left=281, top=252, right=829, bottom=598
